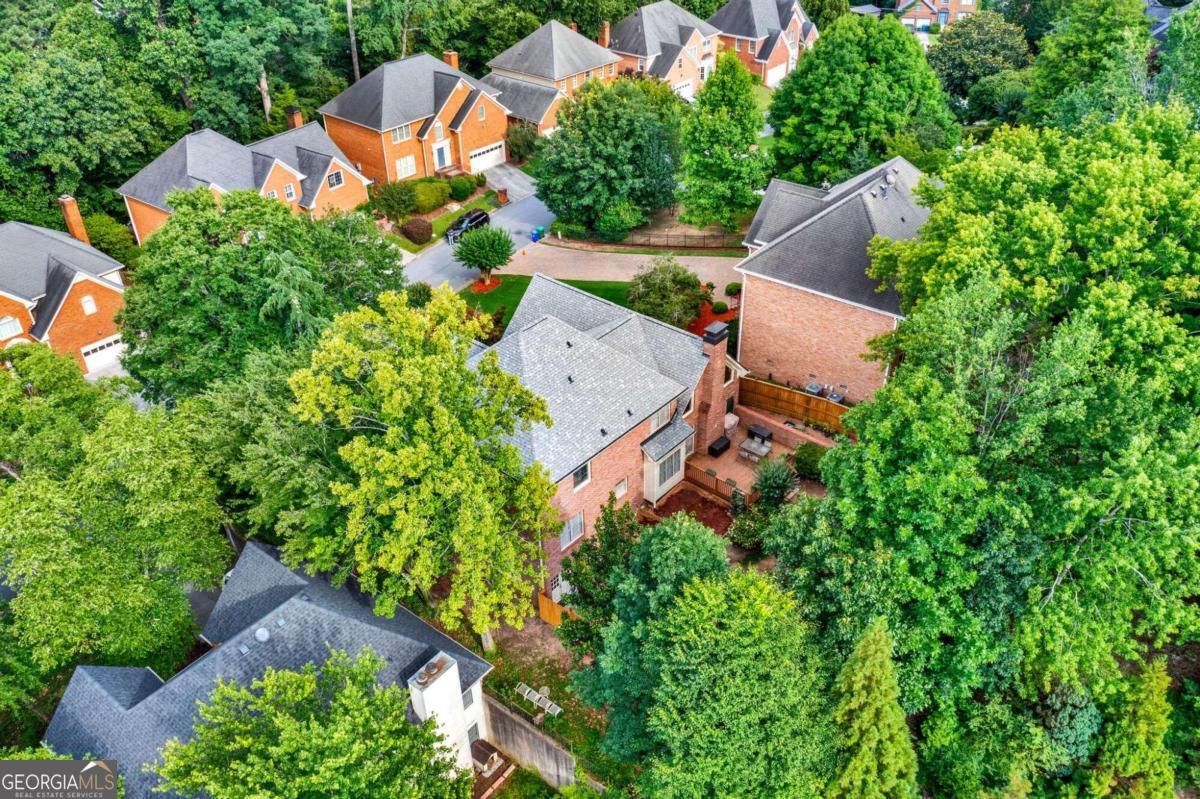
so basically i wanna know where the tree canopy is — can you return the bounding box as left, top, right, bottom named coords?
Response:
left=768, top=13, right=957, bottom=183
left=927, top=11, right=1030, bottom=100
left=626, top=256, right=709, bottom=329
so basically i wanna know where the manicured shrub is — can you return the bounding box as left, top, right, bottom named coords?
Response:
left=453, top=226, right=515, bottom=280
left=628, top=255, right=708, bottom=328
left=475, top=172, right=488, bottom=187
left=412, top=180, right=450, bottom=214
left=711, top=301, right=728, bottom=314
left=792, top=442, right=826, bottom=480
left=406, top=282, right=433, bottom=308
left=550, top=220, right=589, bottom=239
left=728, top=504, right=771, bottom=550
left=594, top=201, right=644, bottom=242
left=372, top=180, right=417, bottom=222
left=449, top=176, right=475, bottom=202
left=752, top=457, right=794, bottom=508
left=82, top=212, right=140, bottom=268
left=725, top=281, right=742, bottom=297
left=506, top=122, right=539, bottom=162
left=400, top=217, right=433, bottom=245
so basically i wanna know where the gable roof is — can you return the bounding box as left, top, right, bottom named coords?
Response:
left=610, top=0, right=719, bottom=57
left=708, top=0, right=805, bottom=39
left=472, top=275, right=709, bottom=480
left=737, top=157, right=926, bottom=316
left=488, top=20, right=621, bottom=81
left=0, top=222, right=123, bottom=314
left=119, top=124, right=359, bottom=213
left=320, top=53, right=501, bottom=132
left=45, top=542, right=491, bottom=799
left=479, top=73, right=563, bottom=126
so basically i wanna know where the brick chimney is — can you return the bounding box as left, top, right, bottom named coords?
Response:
left=598, top=20, right=611, bottom=48
left=285, top=106, right=303, bottom=129
left=569, top=21, right=578, bottom=32
left=442, top=50, right=459, bottom=70
left=58, top=196, right=90, bottom=245
left=693, top=322, right=735, bottom=452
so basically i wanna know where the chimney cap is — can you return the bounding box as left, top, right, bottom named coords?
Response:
left=703, top=321, right=729, bottom=345
left=285, top=105, right=301, bottom=114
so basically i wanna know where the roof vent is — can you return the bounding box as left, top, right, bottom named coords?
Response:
left=885, top=172, right=897, bottom=186
left=626, top=409, right=632, bottom=416
left=254, top=627, right=270, bottom=643
left=869, top=190, right=877, bottom=198
left=237, top=644, right=250, bottom=655
left=566, top=340, right=572, bottom=348
left=299, top=593, right=311, bottom=601
left=567, top=375, right=574, bottom=383
left=275, top=617, right=287, bottom=627
left=600, top=428, right=607, bottom=436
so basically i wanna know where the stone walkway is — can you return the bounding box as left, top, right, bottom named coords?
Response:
left=505, top=240, right=745, bottom=292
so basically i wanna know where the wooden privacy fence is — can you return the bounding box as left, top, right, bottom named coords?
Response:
left=536, top=591, right=579, bottom=627
left=683, top=462, right=758, bottom=506
left=738, top=376, right=849, bottom=436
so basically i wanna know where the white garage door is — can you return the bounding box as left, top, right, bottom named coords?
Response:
left=81, top=335, right=124, bottom=375
left=765, top=63, right=787, bottom=87
left=673, top=80, right=694, bottom=100
left=469, top=142, right=506, bottom=173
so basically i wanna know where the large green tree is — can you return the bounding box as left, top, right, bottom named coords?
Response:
left=1000, top=0, right=1067, bottom=45
left=151, top=647, right=471, bottom=799
left=574, top=514, right=728, bottom=760
left=640, top=569, right=834, bottom=799
left=535, top=79, right=679, bottom=231
left=119, top=190, right=402, bottom=401
left=1160, top=3, right=1200, bottom=123
left=679, top=51, right=771, bottom=229
left=805, top=0, right=850, bottom=31
left=768, top=13, right=957, bottom=183
left=1089, top=661, right=1175, bottom=798
left=829, top=619, right=918, bottom=799
left=284, top=288, right=558, bottom=642
left=927, top=11, right=1030, bottom=100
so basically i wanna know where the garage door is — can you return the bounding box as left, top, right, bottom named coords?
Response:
left=81, top=335, right=124, bottom=375
left=469, top=142, right=506, bottom=173
left=673, top=80, right=694, bottom=100
left=765, top=63, right=787, bottom=87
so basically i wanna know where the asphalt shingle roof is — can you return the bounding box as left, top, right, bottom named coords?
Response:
left=610, top=0, right=719, bottom=57
left=737, top=157, right=926, bottom=316
left=320, top=53, right=499, bottom=132
left=488, top=20, right=620, bottom=81
left=0, top=222, right=123, bottom=310
left=250, top=122, right=356, bottom=207
left=45, top=543, right=491, bottom=799
left=708, top=0, right=802, bottom=39
left=479, top=73, right=562, bottom=126
left=473, top=275, right=709, bottom=480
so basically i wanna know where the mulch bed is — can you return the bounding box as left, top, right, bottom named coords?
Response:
left=652, top=487, right=733, bottom=534
left=470, top=276, right=501, bottom=293
left=687, top=299, right=739, bottom=336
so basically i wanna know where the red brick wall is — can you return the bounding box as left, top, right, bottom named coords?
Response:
left=537, top=95, right=565, bottom=133
left=541, top=415, right=656, bottom=585
left=44, top=279, right=123, bottom=371
left=717, top=35, right=766, bottom=80
left=259, top=162, right=304, bottom=214
left=323, top=114, right=391, bottom=184
left=125, top=196, right=172, bottom=244
left=309, top=163, right=370, bottom=216
left=0, top=295, right=35, bottom=347
left=693, top=335, right=739, bottom=451
left=736, top=274, right=896, bottom=404
left=455, top=92, right=509, bottom=171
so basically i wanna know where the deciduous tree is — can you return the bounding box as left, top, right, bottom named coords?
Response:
left=626, top=256, right=709, bottom=329
left=151, top=648, right=471, bottom=799
left=1089, top=661, right=1175, bottom=798
left=927, top=11, right=1030, bottom=99
left=453, top=225, right=515, bottom=282
left=805, top=0, right=850, bottom=31
left=1160, top=3, right=1200, bottom=122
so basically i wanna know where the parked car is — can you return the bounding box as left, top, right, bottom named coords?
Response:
left=446, top=209, right=490, bottom=243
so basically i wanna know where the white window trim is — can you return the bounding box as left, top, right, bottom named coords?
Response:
left=559, top=512, right=585, bottom=550
left=326, top=170, right=344, bottom=190
left=80, top=295, right=97, bottom=316
left=650, top=404, right=672, bottom=432
left=477, top=103, right=486, bottom=121
left=392, top=123, right=412, bottom=143
left=284, top=183, right=296, bottom=201
left=0, top=316, right=22, bottom=339
left=266, top=190, right=278, bottom=199
left=572, top=461, right=591, bottom=491
left=614, top=477, right=628, bottom=499
left=396, top=155, right=417, bottom=179
left=434, top=120, right=445, bottom=141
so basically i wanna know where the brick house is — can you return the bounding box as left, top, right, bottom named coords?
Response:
left=894, top=0, right=977, bottom=30
left=707, top=0, right=818, bottom=86
left=320, top=52, right=510, bottom=186
left=470, top=275, right=739, bottom=602
left=46, top=542, right=491, bottom=799
left=607, top=1, right=720, bottom=99
left=481, top=20, right=622, bottom=134
left=119, top=111, right=371, bottom=244
left=735, top=158, right=927, bottom=404
left=0, top=199, right=126, bottom=376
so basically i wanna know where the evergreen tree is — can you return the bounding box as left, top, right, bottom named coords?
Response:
left=829, top=618, right=918, bottom=799
left=805, top=0, right=850, bottom=31
left=1090, top=660, right=1175, bottom=798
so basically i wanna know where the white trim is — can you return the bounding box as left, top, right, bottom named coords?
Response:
left=304, top=157, right=372, bottom=210
left=31, top=272, right=124, bottom=343
left=571, top=460, right=591, bottom=491
left=735, top=268, right=903, bottom=319
left=0, top=287, right=35, bottom=308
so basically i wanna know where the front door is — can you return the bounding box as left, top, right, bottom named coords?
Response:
left=434, top=142, right=451, bottom=170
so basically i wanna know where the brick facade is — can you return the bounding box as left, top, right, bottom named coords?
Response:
left=259, top=162, right=305, bottom=213
left=324, top=115, right=391, bottom=185
left=0, top=294, right=35, bottom=348
left=736, top=273, right=897, bottom=404
left=44, top=278, right=124, bottom=372
left=692, top=329, right=739, bottom=451
left=899, top=0, right=978, bottom=29
left=125, top=196, right=171, bottom=244
left=310, top=161, right=371, bottom=215
left=614, top=29, right=715, bottom=95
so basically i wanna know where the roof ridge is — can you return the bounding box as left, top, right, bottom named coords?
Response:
left=530, top=274, right=701, bottom=349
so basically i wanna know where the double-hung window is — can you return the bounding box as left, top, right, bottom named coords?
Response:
left=327, top=170, right=344, bottom=189
left=283, top=183, right=296, bottom=201
left=559, top=512, right=584, bottom=550
left=650, top=404, right=671, bottom=432
left=396, top=155, right=417, bottom=179
left=572, top=461, right=590, bottom=490
left=392, top=124, right=412, bottom=143
left=657, top=448, right=682, bottom=485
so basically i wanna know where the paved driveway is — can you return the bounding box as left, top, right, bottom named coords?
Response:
left=485, top=163, right=536, bottom=201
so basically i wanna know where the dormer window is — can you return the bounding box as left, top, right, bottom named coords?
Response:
left=81, top=295, right=97, bottom=316
left=650, top=404, right=671, bottom=432
left=0, top=316, right=21, bottom=339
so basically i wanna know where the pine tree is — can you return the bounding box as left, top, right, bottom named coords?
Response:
left=830, top=618, right=919, bottom=799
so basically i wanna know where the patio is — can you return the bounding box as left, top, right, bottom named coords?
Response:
left=685, top=420, right=792, bottom=498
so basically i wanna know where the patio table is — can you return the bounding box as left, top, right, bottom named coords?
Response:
left=738, top=436, right=772, bottom=463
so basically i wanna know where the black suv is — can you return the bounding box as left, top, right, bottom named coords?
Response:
left=445, top=209, right=490, bottom=243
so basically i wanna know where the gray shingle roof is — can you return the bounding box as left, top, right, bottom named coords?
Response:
left=119, top=124, right=355, bottom=212
left=648, top=42, right=684, bottom=77
left=45, top=543, right=491, bottom=799
left=479, top=73, right=562, bottom=126
left=320, top=53, right=500, bottom=132
left=737, top=157, right=926, bottom=316
left=610, top=1, right=719, bottom=57
left=488, top=20, right=620, bottom=81
left=708, top=0, right=803, bottom=39
left=642, top=414, right=696, bottom=460
left=473, top=275, right=709, bottom=480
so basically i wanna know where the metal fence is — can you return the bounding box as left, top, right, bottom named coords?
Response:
left=619, top=230, right=746, bottom=249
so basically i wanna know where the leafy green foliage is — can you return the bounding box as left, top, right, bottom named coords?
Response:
left=927, top=11, right=1030, bottom=99
left=82, top=213, right=141, bottom=269
left=1001, top=0, right=1067, bottom=45
left=1090, top=661, right=1175, bottom=798
left=1159, top=4, right=1200, bottom=123
left=536, top=79, right=679, bottom=229
left=805, top=0, right=850, bottom=30
left=558, top=498, right=641, bottom=661
left=506, top=123, right=540, bottom=163
left=453, top=225, right=514, bottom=279
left=119, top=190, right=402, bottom=400
left=449, top=175, right=475, bottom=202
left=594, top=201, right=644, bottom=242
left=752, top=457, right=795, bottom=508
left=401, top=217, right=433, bottom=244
left=412, top=179, right=451, bottom=213
left=679, top=51, right=771, bottom=229
left=639, top=569, right=834, bottom=799
left=768, top=14, right=957, bottom=183
left=151, top=647, right=471, bottom=799
left=284, top=288, right=558, bottom=635
left=792, top=442, right=827, bottom=481
left=966, top=68, right=1032, bottom=123
left=627, top=256, right=707, bottom=329
left=372, top=180, right=417, bottom=223
left=1041, top=685, right=1102, bottom=769
left=829, top=618, right=918, bottom=799
left=574, top=514, right=728, bottom=760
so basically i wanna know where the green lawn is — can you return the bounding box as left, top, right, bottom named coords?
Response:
left=492, top=769, right=557, bottom=798
left=392, top=191, right=501, bottom=254
left=752, top=83, right=773, bottom=116
left=459, top=275, right=631, bottom=328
